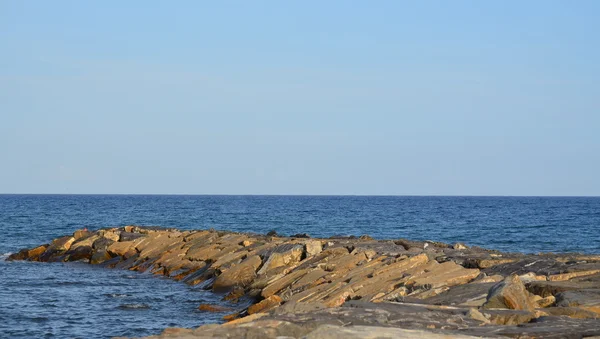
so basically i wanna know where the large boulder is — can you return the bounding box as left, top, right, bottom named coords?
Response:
left=107, top=240, right=142, bottom=258
left=50, top=236, right=76, bottom=251
left=258, top=245, right=304, bottom=275
left=8, top=244, right=49, bottom=261
left=555, top=289, right=600, bottom=315
left=213, top=255, right=262, bottom=292
left=65, top=245, right=93, bottom=261
left=73, top=229, right=91, bottom=240
left=90, top=249, right=112, bottom=265
left=482, top=274, right=537, bottom=311
left=305, top=240, right=323, bottom=257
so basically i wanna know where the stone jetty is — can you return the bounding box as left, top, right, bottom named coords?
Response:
left=8, top=226, right=600, bottom=338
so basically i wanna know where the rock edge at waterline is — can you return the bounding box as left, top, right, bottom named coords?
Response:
left=8, top=226, right=600, bottom=338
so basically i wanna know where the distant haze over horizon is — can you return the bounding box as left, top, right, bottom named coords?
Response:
left=1, top=1, right=599, bottom=196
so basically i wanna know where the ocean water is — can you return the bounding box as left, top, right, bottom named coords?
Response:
left=1, top=195, right=599, bottom=338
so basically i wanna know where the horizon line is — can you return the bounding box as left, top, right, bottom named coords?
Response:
left=1, top=193, right=599, bottom=198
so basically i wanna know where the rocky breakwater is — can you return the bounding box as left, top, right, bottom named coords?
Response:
left=8, top=226, right=600, bottom=338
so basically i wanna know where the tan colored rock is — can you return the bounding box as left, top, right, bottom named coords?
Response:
left=248, top=295, right=282, bottom=314
left=107, top=240, right=141, bottom=258
left=481, top=309, right=536, bottom=325
left=262, top=269, right=309, bottom=298
left=26, top=245, right=48, bottom=260
left=222, top=313, right=268, bottom=325
left=136, top=233, right=184, bottom=260
left=212, top=250, right=249, bottom=269
left=50, top=236, right=75, bottom=251
left=453, top=243, right=468, bottom=250
left=543, top=306, right=600, bottom=319
left=305, top=240, right=323, bottom=257
left=323, top=286, right=354, bottom=307
left=469, top=258, right=517, bottom=269
left=535, top=295, right=556, bottom=308
left=73, top=229, right=91, bottom=240
left=100, top=230, right=121, bottom=242
left=407, top=261, right=480, bottom=290
left=519, top=272, right=547, bottom=283
left=372, top=253, right=429, bottom=277
left=242, top=240, right=253, bottom=247
left=70, top=234, right=100, bottom=250
left=482, top=274, right=537, bottom=311
left=90, top=249, right=112, bottom=265
left=258, top=245, right=303, bottom=275
left=363, top=249, right=377, bottom=260
left=374, top=286, right=408, bottom=302
left=290, top=269, right=329, bottom=292
left=184, top=230, right=217, bottom=244
left=186, top=244, right=221, bottom=262
left=548, top=269, right=600, bottom=281
left=474, top=274, right=504, bottom=284
left=213, top=255, right=262, bottom=292
left=467, top=308, right=490, bottom=324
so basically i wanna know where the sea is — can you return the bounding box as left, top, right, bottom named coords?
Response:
left=1, top=195, right=599, bottom=338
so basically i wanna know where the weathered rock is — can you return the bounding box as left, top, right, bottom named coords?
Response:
left=90, top=249, right=112, bottom=265
left=555, top=289, right=600, bottom=314
left=99, top=229, right=121, bottom=242
left=542, top=306, right=600, bottom=319
left=13, top=244, right=49, bottom=261
left=119, top=232, right=144, bottom=242
left=92, top=237, right=115, bottom=250
left=65, top=245, right=93, bottom=261
left=480, top=309, right=536, bottom=325
left=467, top=308, right=490, bottom=324
left=406, top=261, right=480, bottom=290
left=534, top=295, right=556, bottom=308
left=50, top=236, right=75, bottom=251
left=107, top=240, right=140, bottom=258
left=73, top=229, right=91, bottom=240
left=257, top=245, right=303, bottom=275
left=482, top=274, right=537, bottom=311
left=421, top=282, right=496, bottom=307
left=213, top=255, right=262, bottom=292
left=549, top=269, right=600, bottom=282
left=248, top=295, right=282, bottom=314
left=453, top=243, right=468, bottom=250
left=304, top=240, right=323, bottom=257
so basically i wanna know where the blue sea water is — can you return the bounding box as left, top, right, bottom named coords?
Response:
left=1, top=194, right=599, bottom=338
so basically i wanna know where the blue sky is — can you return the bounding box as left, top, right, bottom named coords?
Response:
left=1, top=1, right=599, bottom=195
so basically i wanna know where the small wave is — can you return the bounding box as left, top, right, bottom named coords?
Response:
left=1, top=252, right=12, bottom=260
left=105, top=293, right=131, bottom=298
left=118, top=303, right=151, bottom=310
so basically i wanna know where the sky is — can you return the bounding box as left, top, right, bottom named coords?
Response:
left=1, top=1, right=599, bottom=195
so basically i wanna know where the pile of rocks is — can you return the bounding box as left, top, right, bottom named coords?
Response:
left=8, top=226, right=600, bottom=338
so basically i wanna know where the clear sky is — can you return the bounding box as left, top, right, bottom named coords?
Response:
left=1, top=1, right=599, bottom=195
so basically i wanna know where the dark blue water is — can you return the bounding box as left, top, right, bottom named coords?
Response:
left=1, top=195, right=599, bottom=338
